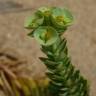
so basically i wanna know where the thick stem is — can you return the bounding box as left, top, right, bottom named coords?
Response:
left=40, top=36, right=89, bottom=96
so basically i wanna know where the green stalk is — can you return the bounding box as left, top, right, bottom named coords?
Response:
left=25, top=6, right=89, bottom=96
left=40, top=37, right=89, bottom=96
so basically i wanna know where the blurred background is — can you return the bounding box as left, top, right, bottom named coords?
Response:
left=0, top=0, right=96, bottom=96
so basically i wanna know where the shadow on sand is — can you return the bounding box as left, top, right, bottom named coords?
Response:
left=0, top=1, right=34, bottom=14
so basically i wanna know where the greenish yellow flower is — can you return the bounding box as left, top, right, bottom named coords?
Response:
left=51, top=7, right=73, bottom=29
left=34, top=26, right=58, bottom=46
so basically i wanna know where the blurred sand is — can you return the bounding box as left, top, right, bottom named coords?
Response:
left=0, top=0, right=96, bottom=95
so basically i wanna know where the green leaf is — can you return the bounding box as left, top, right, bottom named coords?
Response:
left=24, top=14, right=44, bottom=29
left=27, top=30, right=34, bottom=37
left=34, top=26, right=58, bottom=46
left=37, top=7, right=52, bottom=26
left=51, top=7, right=73, bottom=29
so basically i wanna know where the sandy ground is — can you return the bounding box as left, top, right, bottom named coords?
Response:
left=0, top=0, right=96, bottom=96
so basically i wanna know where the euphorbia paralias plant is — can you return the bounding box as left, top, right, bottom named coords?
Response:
left=25, top=7, right=89, bottom=96
left=0, top=7, right=89, bottom=96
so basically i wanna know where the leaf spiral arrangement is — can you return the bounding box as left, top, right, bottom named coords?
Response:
left=26, top=7, right=89, bottom=96
left=40, top=38, right=89, bottom=96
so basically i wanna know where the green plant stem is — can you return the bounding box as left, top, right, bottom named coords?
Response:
left=40, top=36, right=89, bottom=96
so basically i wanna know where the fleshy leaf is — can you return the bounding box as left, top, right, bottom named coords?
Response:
left=27, top=30, right=34, bottom=37
left=37, top=7, right=52, bottom=25
left=34, top=26, right=58, bottom=46
left=24, top=14, right=44, bottom=29
left=51, top=7, right=73, bottom=29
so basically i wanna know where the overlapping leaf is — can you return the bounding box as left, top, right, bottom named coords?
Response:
left=34, top=26, right=58, bottom=46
